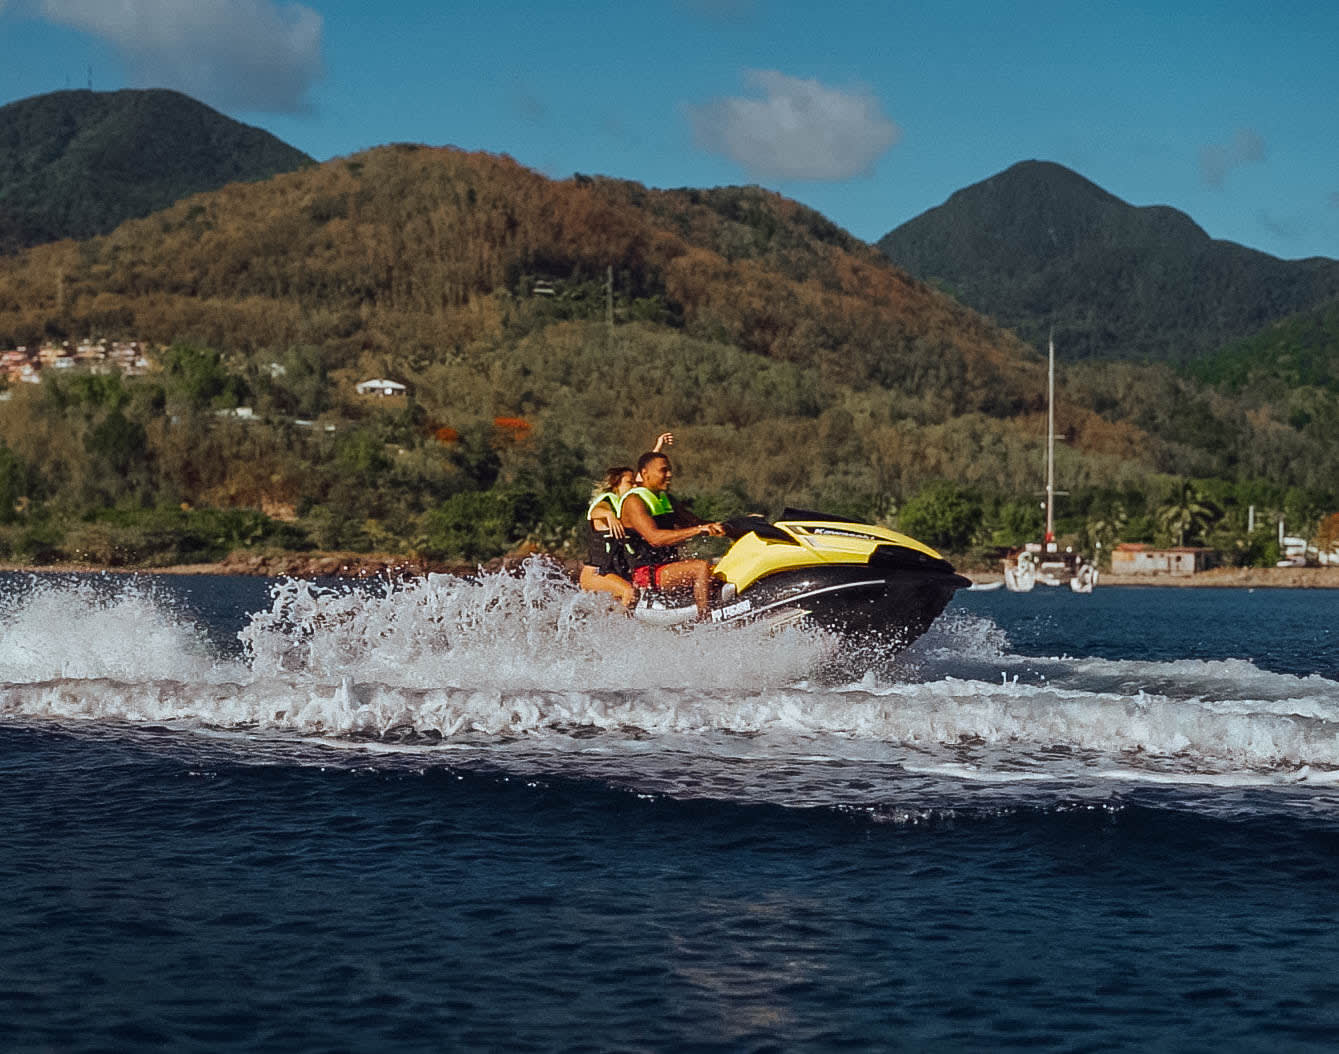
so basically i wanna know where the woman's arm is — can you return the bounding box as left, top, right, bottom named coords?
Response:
left=589, top=500, right=625, bottom=537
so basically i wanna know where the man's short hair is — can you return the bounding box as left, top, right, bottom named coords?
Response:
left=637, top=451, right=669, bottom=473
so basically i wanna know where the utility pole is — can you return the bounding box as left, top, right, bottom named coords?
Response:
left=1045, top=329, right=1055, bottom=549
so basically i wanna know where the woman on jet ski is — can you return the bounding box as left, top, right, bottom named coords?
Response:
left=577, top=432, right=675, bottom=608
left=578, top=464, right=637, bottom=607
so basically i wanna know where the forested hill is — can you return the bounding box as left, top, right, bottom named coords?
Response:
left=0, top=89, right=312, bottom=253
left=0, top=142, right=1044, bottom=417
left=877, top=160, right=1339, bottom=364
left=0, top=144, right=1334, bottom=570
left=1191, top=299, right=1339, bottom=397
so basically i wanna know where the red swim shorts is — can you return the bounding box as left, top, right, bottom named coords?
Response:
left=632, top=564, right=670, bottom=589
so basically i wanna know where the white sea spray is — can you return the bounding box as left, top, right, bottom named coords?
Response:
left=2, top=566, right=1339, bottom=801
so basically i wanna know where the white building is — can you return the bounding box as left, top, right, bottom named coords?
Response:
left=356, top=378, right=408, bottom=397
left=1111, top=543, right=1216, bottom=576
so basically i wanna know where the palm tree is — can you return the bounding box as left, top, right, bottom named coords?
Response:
left=1084, top=504, right=1128, bottom=564
left=1157, top=482, right=1215, bottom=546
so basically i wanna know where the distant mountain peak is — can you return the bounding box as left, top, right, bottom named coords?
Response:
left=0, top=88, right=311, bottom=253
left=878, top=160, right=1337, bottom=362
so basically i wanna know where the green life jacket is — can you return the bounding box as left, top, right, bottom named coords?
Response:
left=585, top=489, right=632, bottom=576
left=624, top=486, right=674, bottom=519
left=587, top=490, right=626, bottom=520
left=622, top=486, right=679, bottom=567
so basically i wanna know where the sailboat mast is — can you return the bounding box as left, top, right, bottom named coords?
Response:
left=1045, top=332, right=1055, bottom=546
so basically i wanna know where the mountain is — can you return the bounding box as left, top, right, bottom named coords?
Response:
left=0, top=145, right=1334, bottom=570
left=0, top=89, right=312, bottom=253
left=0, top=143, right=1043, bottom=422
left=0, top=145, right=1146, bottom=507
left=877, top=160, right=1339, bottom=363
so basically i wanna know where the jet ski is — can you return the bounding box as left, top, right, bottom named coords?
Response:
left=632, top=507, right=971, bottom=647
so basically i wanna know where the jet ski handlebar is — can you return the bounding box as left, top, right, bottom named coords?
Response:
left=719, top=516, right=801, bottom=544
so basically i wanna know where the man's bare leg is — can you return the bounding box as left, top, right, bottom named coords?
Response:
left=654, top=560, right=713, bottom=618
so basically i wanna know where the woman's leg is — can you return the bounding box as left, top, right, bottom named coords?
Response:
left=579, top=565, right=636, bottom=607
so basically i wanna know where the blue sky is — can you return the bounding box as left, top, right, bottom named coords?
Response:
left=2, top=0, right=1337, bottom=260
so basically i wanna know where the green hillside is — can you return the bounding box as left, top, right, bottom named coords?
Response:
left=1191, top=299, right=1339, bottom=393
left=877, top=160, right=1339, bottom=364
left=0, top=146, right=1332, bottom=568
left=0, top=89, right=312, bottom=253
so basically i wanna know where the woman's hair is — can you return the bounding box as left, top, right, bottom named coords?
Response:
left=601, top=465, right=634, bottom=491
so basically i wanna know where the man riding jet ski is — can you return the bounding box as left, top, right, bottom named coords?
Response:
left=619, top=452, right=969, bottom=647
left=618, top=450, right=727, bottom=620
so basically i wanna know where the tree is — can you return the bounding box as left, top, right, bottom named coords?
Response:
left=85, top=410, right=148, bottom=478
left=419, top=488, right=521, bottom=562
left=1083, top=502, right=1128, bottom=556
left=1157, top=481, right=1215, bottom=546
left=0, top=441, right=34, bottom=523
left=898, top=481, right=982, bottom=553
left=981, top=498, right=1043, bottom=548
left=159, top=343, right=248, bottom=410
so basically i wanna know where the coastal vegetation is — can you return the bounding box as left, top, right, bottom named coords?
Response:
left=0, top=143, right=1334, bottom=569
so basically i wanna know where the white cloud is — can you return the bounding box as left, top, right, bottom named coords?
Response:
left=1199, top=127, right=1266, bottom=189
left=39, top=0, right=323, bottom=113
left=687, top=70, right=899, bottom=182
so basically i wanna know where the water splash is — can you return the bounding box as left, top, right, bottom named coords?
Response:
left=4, top=567, right=1339, bottom=798
left=238, top=559, right=832, bottom=691
left=0, top=574, right=228, bottom=683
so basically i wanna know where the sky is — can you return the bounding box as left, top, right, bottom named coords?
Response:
left=1, top=0, right=1337, bottom=260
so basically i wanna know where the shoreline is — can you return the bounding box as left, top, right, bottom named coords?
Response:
left=2, top=551, right=1338, bottom=588
left=0, top=548, right=562, bottom=580
left=965, top=565, right=1339, bottom=589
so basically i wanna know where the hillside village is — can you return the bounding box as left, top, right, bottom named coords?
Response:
left=0, top=340, right=151, bottom=385
left=0, top=339, right=407, bottom=405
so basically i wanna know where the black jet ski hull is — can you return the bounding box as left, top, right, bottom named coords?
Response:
left=738, top=564, right=971, bottom=646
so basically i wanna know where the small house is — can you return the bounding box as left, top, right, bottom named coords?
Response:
left=1111, top=543, right=1216, bottom=576
left=355, top=378, right=408, bottom=398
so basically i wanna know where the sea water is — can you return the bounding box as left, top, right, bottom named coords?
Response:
left=2, top=566, right=1338, bottom=1051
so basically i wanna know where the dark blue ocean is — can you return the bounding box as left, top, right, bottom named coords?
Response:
left=3, top=567, right=1339, bottom=1052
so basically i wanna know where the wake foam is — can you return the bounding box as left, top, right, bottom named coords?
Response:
left=3, top=565, right=1339, bottom=790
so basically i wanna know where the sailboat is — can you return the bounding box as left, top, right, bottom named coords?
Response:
left=1002, top=333, right=1099, bottom=594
